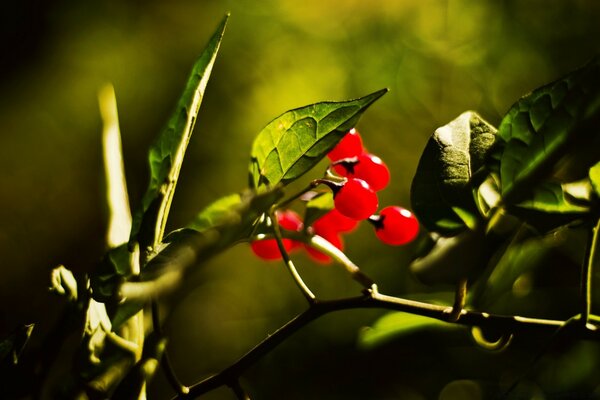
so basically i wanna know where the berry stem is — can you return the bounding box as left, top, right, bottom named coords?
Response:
left=312, top=178, right=345, bottom=195
left=308, top=235, right=375, bottom=289
left=446, top=277, right=467, bottom=322
left=368, top=214, right=384, bottom=229
left=330, top=156, right=359, bottom=174
left=274, top=177, right=344, bottom=210
left=269, top=209, right=316, bottom=303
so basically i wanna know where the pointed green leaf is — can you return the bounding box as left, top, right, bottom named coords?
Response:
left=185, top=193, right=244, bottom=233
left=590, top=161, right=600, bottom=197
left=99, top=84, right=132, bottom=249
left=167, top=187, right=283, bottom=242
left=111, top=188, right=283, bottom=329
left=249, top=89, right=387, bottom=188
left=502, top=182, right=589, bottom=234
left=499, top=57, right=600, bottom=204
left=515, top=181, right=589, bottom=213
left=410, top=111, right=498, bottom=235
left=359, top=312, right=448, bottom=349
left=130, top=14, right=229, bottom=252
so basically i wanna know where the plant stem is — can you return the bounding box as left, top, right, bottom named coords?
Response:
left=229, top=380, right=251, bottom=400
left=275, top=181, right=319, bottom=210
left=172, top=288, right=598, bottom=399
left=582, top=217, right=600, bottom=324
left=308, top=234, right=375, bottom=289
left=447, top=277, right=467, bottom=322
left=270, top=210, right=316, bottom=303
left=151, top=302, right=190, bottom=396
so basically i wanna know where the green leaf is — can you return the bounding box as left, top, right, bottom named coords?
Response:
left=499, top=57, right=600, bottom=204
left=130, top=14, right=229, bottom=252
left=248, top=89, right=387, bottom=188
left=90, top=244, right=133, bottom=302
left=99, top=84, right=132, bottom=249
left=590, top=161, right=600, bottom=197
left=111, top=187, right=283, bottom=329
left=514, top=181, right=589, bottom=213
left=186, top=193, right=243, bottom=232
left=359, top=312, right=448, bottom=349
left=471, top=231, right=555, bottom=310
left=410, top=227, right=492, bottom=285
left=410, top=111, right=498, bottom=235
left=303, top=191, right=334, bottom=227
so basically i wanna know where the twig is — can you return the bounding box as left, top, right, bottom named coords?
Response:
left=447, top=278, right=467, bottom=322
left=270, top=210, right=316, bottom=303
left=151, top=302, right=190, bottom=396
left=308, top=234, right=375, bottom=289
left=229, top=380, right=251, bottom=400
left=172, top=289, right=599, bottom=399
left=582, top=218, right=600, bottom=324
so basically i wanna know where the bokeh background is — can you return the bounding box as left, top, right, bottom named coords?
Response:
left=2, top=0, right=600, bottom=399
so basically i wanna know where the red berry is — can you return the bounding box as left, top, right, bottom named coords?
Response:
left=334, top=178, right=378, bottom=220
left=250, top=210, right=303, bottom=260
left=335, top=153, right=390, bottom=191
left=372, top=206, right=419, bottom=245
left=305, top=228, right=344, bottom=264
left=313, top=209, right=358, bottom=233
left=327, top=128, right=363, bottom=161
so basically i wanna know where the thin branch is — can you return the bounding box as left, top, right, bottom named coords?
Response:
left=172, top=289, right=599, bottom=399
left=174, top=304, right=325, bottom=398
left=270, top=210, right=316, bottom=303
left=151, top=302, right=190, bottom=396
left=308, top=234, right=375, bottom=289
left=275, top=181, right=319, bottom=210
left=447, top=278, right=467, bottom=322
left=229, top=380, right=251, bottom=400
left=582, top=217, right=600, bottom=324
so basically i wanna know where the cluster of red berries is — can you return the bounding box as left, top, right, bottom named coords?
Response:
left=251, top=128, right=419, bottom=263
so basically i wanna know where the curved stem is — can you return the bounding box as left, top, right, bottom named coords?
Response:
left=275, top=181, right=319, bottom=210
left=229, top=379, right=251, bottom=399
left=270, top=210, right=316, bottom=303
left=582, top=217, right=600, bottom=324
left=172, top=288, right=598, bottom=399
left=447, top=278, right=467, bottom=322
left=151, top=302, right=190, bottom=396
left=308, top=234, right=375, bottom=289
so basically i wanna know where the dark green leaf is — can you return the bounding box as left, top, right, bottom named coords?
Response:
left=410, top=227, right=493, bottom=285
left=499, top=57, right=600, bottom=204
left=249, top=89, right=387, bottom=188
left=411, top=111, right=498, bottom=235
left=470, top=229, right=569, bottom=310
left=590, top=161, right=600, bottom=197
left=303, top=191, right=334, bottom=227
left=130, top=14, right=229, bottom=252
left=515, top=181, right=589, bottom=213
left=359, top=312, right=448, bottom=349
left=90, top=244, right=132, bottom=302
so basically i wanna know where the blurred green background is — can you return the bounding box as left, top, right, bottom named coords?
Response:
left=2, top=0, right=600, bottom=398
